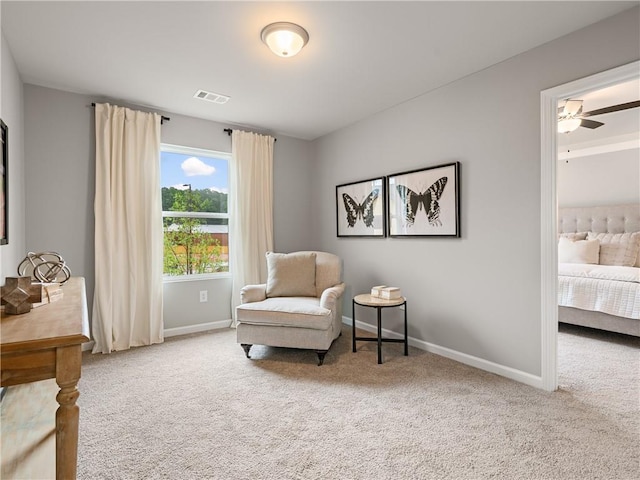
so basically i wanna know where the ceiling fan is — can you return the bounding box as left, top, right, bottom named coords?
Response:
left=557, top=99, right=640, bottom=133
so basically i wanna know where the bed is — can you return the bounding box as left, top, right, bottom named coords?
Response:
left=557, top=204, right=640, bottom=337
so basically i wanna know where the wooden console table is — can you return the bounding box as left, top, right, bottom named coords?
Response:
left=1, top=277, right=89, bottom=480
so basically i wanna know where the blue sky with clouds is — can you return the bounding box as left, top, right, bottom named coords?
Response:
left=160, top=151, right=229, bottom=193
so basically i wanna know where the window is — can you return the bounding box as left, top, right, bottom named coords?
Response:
left=161, top=144, right=230, bottom=279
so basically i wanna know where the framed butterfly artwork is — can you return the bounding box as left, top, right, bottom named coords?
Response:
left=336, top=176, right=386, bottom=237
left=387, top=162, right=460, bottom=237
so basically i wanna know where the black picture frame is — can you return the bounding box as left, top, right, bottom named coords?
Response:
left=387, top=162, right=460, bottom=237
left=336, top=176, right=386, bottom=237
left=1, top=119, right=7, bottom=246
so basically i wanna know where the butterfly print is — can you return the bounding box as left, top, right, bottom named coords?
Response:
left=396, top=177, right=448, bottom=226
left=342, top=189, right=379, bottom=228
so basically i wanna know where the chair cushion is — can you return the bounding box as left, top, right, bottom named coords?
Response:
left=236, top=297, right=332, bottom=330
left=265, top=251, right=317, bottom=298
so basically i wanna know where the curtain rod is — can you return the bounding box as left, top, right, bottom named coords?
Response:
left=224, top=128, right=277, bottom=141
left=91, top=103, right=170, bottom=124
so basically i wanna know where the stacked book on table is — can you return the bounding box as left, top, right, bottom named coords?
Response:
left=370, top=285, right=402, bottom=300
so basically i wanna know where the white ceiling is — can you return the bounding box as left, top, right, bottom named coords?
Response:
left=1, top=1, right=637, bottom=140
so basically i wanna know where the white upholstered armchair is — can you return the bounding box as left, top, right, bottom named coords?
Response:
left=235, top=251, right=345, bottom=366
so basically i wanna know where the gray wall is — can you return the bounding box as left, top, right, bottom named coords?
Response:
left=24, top=86, right=95, bottom=304
left=0, top=31, right=26, bottom=282
left=23, top=84, right=314, bottom=331
left=558, top=148, right=640, bottom=207
left=312, top=8, right=640, bottom=377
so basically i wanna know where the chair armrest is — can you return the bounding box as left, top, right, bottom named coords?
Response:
left=240, top=284, right=267, bottom=304
left=320, top=283, right=345, bottom=311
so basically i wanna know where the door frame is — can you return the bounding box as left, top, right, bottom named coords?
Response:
left=539, top=60, right=639, bottom=391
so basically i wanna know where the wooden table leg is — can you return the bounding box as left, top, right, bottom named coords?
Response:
left=55, top=345, right=82, bottom=480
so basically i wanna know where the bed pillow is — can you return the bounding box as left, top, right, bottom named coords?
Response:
left=558, top=237, right=600, bottom=264
left=558, top=232, right=588, bottom=241
left=265, top=252, right=317, bottom=298
left=586, top=232, right=640, bottom=267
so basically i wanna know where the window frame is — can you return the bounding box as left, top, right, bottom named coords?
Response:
left=161, top=143, right=231, bottom=282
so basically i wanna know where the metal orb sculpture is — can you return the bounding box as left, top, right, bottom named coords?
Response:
left=17, top=251, right=71, bottom=284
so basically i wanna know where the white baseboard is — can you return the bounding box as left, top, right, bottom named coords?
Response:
left=163, top=319, right=232, bottom=338
left=343, top=316, right=543, bottom=389
left=83, top=320, right=232, bottom=351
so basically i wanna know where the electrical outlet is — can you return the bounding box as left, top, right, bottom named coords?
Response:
left=199, top=290, right=208, bottom=303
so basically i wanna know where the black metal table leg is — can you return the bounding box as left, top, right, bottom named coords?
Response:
left=352, top=298, right=356, bottom=352
left=404, top=301, right=408, bottom=356
left=377, top=306, right=382, bottom=364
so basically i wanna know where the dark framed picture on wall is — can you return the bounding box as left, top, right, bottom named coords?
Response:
left=387, top=162, right=460, bottom=237
left=1, top=119, right=7, bottom=245
left=336, top=176, right=386, bottom=237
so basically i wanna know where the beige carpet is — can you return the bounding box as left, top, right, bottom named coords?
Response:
left=77, top=324, right=639, bottom=479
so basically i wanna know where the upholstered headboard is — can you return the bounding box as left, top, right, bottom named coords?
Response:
left=558, top=204, right=640, bottom=234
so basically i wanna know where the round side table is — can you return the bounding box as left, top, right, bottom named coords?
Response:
left=352, top=294, right=408, bottom=364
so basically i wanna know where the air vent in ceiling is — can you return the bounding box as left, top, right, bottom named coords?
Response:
left=193, top=89, right=230, bottom=104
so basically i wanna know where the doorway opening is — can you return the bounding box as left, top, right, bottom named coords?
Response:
left=540, top=60, right=639, bottom=391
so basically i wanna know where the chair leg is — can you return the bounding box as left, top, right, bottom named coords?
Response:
left=241, top=344, right=252, bottom=359
left=315, top=350, right=328, bottom=366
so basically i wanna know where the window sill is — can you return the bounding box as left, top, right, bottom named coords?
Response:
left=163, top=273, right=232, bottom=283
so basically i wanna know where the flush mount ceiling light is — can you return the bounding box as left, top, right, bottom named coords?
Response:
left=261, top=22, right=309, bottom=58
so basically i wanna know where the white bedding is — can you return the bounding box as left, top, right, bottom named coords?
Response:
left=558, top=263, right=640, bottom=283
left=558, top=263, right=640, bottom=320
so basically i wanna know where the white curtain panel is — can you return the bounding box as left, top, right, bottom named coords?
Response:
left=92, top=103, right=164, bottom=353
left=230, top=130, right=275, bottom=325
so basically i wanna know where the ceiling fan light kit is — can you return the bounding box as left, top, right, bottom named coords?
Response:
left=261, top=22, right=309, bottom=57
left=561, top=99, right=583, bottom=117
left=557, top=98, right=640, bottom=133
left=558, top=118, right=582, bottom=133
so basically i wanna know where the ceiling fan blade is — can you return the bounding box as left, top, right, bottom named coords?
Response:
left=581, top=100, right=640, bottom=117
left=579, top=119, right=604, bottom=129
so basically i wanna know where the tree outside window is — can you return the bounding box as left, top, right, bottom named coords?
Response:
left=161, top=145, right=230, bottom=277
